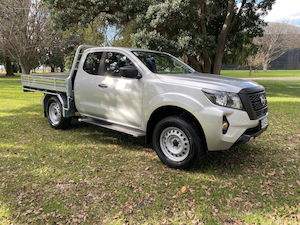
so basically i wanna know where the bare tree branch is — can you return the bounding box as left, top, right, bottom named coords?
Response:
left=253, top=22, right=300, bottom=71
left=0, top=0, right=53, bottom=74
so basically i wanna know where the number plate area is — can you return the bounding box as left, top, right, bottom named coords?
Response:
left=260, top=117, right=268, bottom=129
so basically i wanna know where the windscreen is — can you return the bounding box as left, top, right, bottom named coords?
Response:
left=132, top=51, right=194, bottom=74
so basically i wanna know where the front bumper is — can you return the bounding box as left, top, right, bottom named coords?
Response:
left=198, top=105, right=268, bottom=151
left=199, top=85, right=268, bottom=151
left=233, top=123, right=268, bottom=146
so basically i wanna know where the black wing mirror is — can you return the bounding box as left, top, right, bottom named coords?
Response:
left=119, top=65, right=142, bottom=79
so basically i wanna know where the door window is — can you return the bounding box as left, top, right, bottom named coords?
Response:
left=83, top=52, right=103, bottom=75
left=104, top=52, right=134, bottom=77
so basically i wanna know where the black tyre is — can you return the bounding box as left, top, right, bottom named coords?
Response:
left=45, top=96, right=71, bottom=129
left=152, top=116, right=205, bottom=169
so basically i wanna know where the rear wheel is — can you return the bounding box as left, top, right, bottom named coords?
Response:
left=152, top=116, right=205, bottom=169
left=46, top=96, right=71, bottom=129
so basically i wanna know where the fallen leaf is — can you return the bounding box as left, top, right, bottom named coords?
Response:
left=180, top=186, right=187, bottom=193
left=267, top=171, right=276, bottom=176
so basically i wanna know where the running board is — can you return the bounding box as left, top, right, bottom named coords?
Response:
left=78, top=117, right=145, bottom=137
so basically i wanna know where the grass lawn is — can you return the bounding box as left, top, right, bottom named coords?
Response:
left=221, top=70, right=300, bottom=79
left=0, top=78, right=299, bottom=224
left=0, top=72, right=67, bottom=77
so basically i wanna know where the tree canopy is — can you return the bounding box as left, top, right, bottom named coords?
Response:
left=0, top=0, right=276, bottom=74
left=44, top=0, right=275, bottom=74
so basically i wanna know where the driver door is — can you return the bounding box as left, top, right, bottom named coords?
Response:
left=97, top=52, right=143, bottom=128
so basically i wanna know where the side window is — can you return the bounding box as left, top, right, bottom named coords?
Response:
left=83, top=52, right=103, bottom=75
left=104, top=52, right=134, bottom=77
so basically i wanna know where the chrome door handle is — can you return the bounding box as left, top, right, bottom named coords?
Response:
left=98, top=83, right=108, bottom=88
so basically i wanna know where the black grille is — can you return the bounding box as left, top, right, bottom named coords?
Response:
left=239, top=89, right=268, bottom=120
left=255, top=107, right=268, bottom=117
left=249, top=92, right=267, bottom=110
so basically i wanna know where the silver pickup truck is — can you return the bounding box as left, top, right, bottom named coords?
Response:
left=21, top=45, right=268, bottom=169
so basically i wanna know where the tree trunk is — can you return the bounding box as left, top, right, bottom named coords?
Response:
left=60, top=64, right=64, bottom=73
left=19, top=60, right=31, bottom=74
left=203, top=53, right=212, bottom=73
left=213, top=0, right=235, bottom=75
left=198, top=1, right=212, bottom=74
left=187, top=55, right=203, bottom=72
left=263, top=63, right=268, bottom=72
left=51, top=66, right=55, bottom=73
left=249, top=66, right=252, bottom=77
left=4, top=56, right=14, bottom=76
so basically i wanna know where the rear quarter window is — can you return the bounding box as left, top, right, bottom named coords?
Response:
left=83, top=52, right=103, bottom=75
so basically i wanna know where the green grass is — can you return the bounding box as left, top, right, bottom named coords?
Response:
left=0, top=72, right=67, bottom=77
left=221, top=70, right=300, bottom=78
left=0, top=78, right=299, bottom=224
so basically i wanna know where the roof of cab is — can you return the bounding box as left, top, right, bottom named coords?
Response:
left=85, top=46, right=166, bottom=54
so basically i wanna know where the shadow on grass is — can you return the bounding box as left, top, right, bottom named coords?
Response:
left=0, top=103, right=268, bottom=173
left=65, top=118, right=269, bottom=169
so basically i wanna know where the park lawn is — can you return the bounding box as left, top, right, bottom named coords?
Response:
left=221, top=70, right=300, bottom=79
left=0, top=78, right=299, bottom=224
left=0, top=72, right=67, bottom=77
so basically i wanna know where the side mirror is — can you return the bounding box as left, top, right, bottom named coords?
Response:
left=119, top=65, right=142, bottom=79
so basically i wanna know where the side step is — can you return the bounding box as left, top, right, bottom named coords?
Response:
left=78, top=117, right=146, bottom=137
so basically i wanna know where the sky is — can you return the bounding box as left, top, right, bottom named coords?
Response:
left=264, top=0, right=300, bottom=25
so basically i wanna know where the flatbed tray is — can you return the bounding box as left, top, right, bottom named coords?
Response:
left=21, top=74, right=70, bottom=93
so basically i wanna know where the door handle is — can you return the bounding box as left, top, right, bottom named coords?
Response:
left=98, top=83, right=108, bottom=88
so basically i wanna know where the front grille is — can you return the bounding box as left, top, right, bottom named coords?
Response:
left=255, top=107, right=268, bottom=117
left=248, top=91, right=268, bottom=118
left=239, top=89, right=268, bottom=120
left=249, top=92, right=267, bottom=110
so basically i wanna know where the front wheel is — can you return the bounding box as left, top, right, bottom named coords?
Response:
left=46, top=96, right=71, bottom=129
left=152, top=116, right=205, bottom=169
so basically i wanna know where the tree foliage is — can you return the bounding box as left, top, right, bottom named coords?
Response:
left=112, top=21, right=138, bottom=47
left=44, top=48, right=65, bottom=72
left=60, top=18, right=106, bottom=69
left=132, top=0, right=275, bottom=74
left=44, top=0, right=275, bottom=74
left=43, top=0, right=151, bottom=29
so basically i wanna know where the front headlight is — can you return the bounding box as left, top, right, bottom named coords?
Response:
left=202, top=89, right=243, bottom=110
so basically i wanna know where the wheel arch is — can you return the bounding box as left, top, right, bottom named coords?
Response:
left=146, top=105, right=207, bottom=150
left=43, top=93, right=67, bottom=117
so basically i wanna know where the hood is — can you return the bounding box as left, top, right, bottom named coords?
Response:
left=157, top=72, right=264, bottom=93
